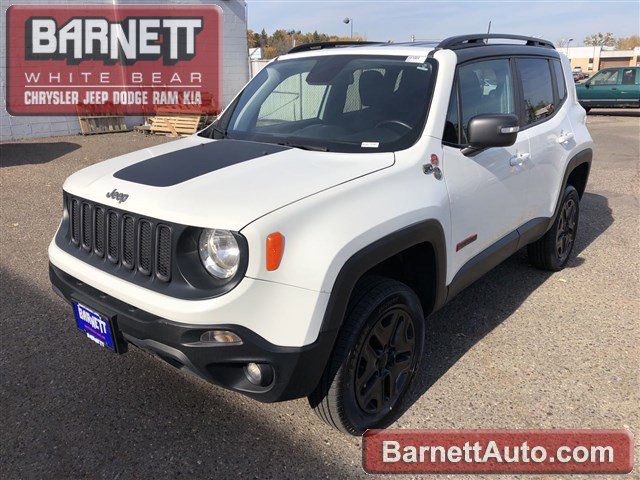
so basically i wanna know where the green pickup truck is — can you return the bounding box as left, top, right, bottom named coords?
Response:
left=576, top=66, right=640, bottom=111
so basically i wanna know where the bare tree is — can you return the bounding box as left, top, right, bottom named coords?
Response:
left=583, top=32, right=616, bottom=47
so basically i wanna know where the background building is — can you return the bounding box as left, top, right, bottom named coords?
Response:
left=0, top=0, right=249, bottom=142
left=562, top=45, right=640, bottom=73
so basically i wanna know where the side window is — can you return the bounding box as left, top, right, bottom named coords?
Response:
left=458, top=59, right=515, bottom=139
left=257, top=72, right=328, bottom=126
left=621, top=68, right=637, bottom=85
left=517, top=58, right=555, bottom=124
left=442, top=81, right=467, bottom=144
left=551, top=59, right=567, bottom=102
left=590, top=69, right=619, bottom=85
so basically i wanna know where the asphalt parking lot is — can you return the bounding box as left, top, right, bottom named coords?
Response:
left=1, top=110, right=638, bottom=479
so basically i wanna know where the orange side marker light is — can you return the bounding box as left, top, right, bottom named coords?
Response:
left=266, top=232, right=284, bottom=271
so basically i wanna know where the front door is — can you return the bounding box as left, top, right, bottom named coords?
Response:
left=582, top=68, right=621, bottom=107
left=442, top=58, right=532, bottom=283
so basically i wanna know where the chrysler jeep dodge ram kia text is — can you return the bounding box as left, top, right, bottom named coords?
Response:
left=49, top=34, right=593, bottom=434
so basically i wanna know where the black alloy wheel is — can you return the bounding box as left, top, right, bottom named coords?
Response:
left=354, top=305, right=416, bottom=415
left=309, top=276, right=425, bottom=435
left=555, top=196, right=578, bottom=264
left=527, top=185, right=580, bottom=271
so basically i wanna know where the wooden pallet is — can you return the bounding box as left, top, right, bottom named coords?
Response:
left=149, top=115, right=202, bottom=136
left=78, top=115, right=128, bottom=135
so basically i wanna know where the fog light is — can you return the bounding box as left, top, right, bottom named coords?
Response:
left=244, top=362, right=274, bottom=386
left=199, top=330, right=242, bottom=344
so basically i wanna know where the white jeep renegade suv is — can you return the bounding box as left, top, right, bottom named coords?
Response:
left=49, top=34, right=593, bottom=434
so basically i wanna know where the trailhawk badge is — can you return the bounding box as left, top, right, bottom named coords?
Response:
left=106, top=189, right=129, bottom=203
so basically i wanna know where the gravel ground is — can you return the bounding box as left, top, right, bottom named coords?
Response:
left=1, top=111, right=639, bottom=479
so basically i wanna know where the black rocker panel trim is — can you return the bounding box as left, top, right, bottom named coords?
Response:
left=447, top=215, right=550, bottom=301
left=516, top=217, right=550, bottom=250
left=447, top=229, right=520, bottom=301
left=113, top=139, right=290, bottom=187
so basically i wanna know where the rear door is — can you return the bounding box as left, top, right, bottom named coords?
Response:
left=619, top=67, right=640, bottom=107
left=516, top=56, right=575, bottom=220
left=442, top=58, right=532, bottom=279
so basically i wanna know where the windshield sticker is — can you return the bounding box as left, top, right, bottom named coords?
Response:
left=406, top=55, right=427, bottom=63
left=361, top=142, right=380, bottom=148
left=417, top=63, right=431, bottom=71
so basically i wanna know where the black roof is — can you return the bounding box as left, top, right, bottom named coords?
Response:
left=433, top=34, right=560, bottom=62
left=436, top=34, right=555, bottom=50
left=283, top=34, right=560, bottom=62
left=450, top=44, right=560, bottom=63
left=286, top=41, right=386, bottom=54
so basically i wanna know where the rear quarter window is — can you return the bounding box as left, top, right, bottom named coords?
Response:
left=551, top=59, right=567, bottom=103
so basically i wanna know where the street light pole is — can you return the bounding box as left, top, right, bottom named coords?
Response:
left=343, top=17, right=353, bottom=39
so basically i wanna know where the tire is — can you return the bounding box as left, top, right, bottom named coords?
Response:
left=527, top=185, right=580, bottom=271
left=308, top=276, right=425, bottom=435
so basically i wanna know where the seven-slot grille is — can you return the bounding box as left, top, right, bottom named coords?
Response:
left=67, top=196, right=172, bottom=281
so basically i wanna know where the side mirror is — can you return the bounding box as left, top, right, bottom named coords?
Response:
left=462, top=114, right=520, bottom=156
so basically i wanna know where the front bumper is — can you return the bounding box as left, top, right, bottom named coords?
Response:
left=50, top=263, right=335, bottom=402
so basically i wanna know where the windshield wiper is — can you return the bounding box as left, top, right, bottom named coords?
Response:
left=277, top=141, right=328, bottom=152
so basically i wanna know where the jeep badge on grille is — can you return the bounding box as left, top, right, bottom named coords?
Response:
left=106, top=189, right=129, bottom=204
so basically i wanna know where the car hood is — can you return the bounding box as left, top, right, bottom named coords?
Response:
left=63, top=136, right=395, bottom=230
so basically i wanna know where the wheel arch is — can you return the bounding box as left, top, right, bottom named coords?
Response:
left=548, top=148, right=592, bottom=230
left=319, top=219, right=447, bottom=335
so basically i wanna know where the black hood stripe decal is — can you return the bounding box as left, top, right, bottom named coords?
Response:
left=113, top=139, right=290, bottom=187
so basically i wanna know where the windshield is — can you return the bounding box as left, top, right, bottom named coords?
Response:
left=201, top=55, right=437, bottom=153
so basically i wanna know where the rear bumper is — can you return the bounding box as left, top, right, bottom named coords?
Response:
left=50, top=263, right=336, bottom=402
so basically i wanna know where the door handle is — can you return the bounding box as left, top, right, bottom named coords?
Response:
left=556, top=131, right=574, bottom=144
left=509, top=152, right=530, bottom=166
left=612, top=87, right=618, bottom=91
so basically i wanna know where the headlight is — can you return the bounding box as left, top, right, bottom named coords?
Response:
left=198, top=229, right=240, bottom=279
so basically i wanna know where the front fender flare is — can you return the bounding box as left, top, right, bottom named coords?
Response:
left=319, top=219, right=447, bottom=334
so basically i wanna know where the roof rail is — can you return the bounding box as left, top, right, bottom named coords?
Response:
left=286, top=41, right=384, bottom=54
left=436, top=34, right=555, bottom=50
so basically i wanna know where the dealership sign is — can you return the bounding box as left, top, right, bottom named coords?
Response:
left=6, top=4, right=222, bottom=115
